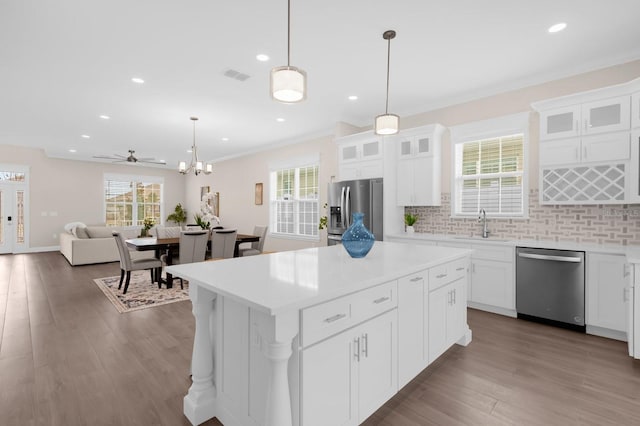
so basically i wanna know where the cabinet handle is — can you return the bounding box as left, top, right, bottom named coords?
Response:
left=353, top=337, right=360, bottom=362
left=373, top=296, right=390, bottom=304
left=361, top=333, right=369, bottom=358
left=456, top=267, right=465, bottom=272
left=324, top=313, right=347, bottom=323
left=436, top=273, right=447, bottom=279
left=447, top=290, right=452, bottom=305
left=410, top=276, right=423, bottom=282
left=584, top=119, right=588, bottom=131
left=453, top=289, right=457, bottom=304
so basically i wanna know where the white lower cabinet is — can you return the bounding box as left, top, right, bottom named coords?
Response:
left=586, top=253, right=628, bottom=338
left=428, top=276, right=466, bottom=363
left=301, top=309, right=397, bottom=426
left=471, top=258, right=515, bottom=310
left=397, top=271, right=427, bottom=388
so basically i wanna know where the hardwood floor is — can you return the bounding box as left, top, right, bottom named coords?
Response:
left=1, top=252, right=639, bottom=425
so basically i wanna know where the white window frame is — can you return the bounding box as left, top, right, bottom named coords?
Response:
left=103, top=173, right=165, bottom=227
left=269, top=155, right=320, bottom=242
left=450, top=112, right=529, bottom=219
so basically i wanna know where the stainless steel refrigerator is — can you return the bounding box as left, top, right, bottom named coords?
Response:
left=327, top=178, right=383, bottom=245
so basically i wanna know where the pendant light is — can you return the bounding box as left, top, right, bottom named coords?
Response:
left=270, top=0, right=307, bottom=103
left=178, top=117, right=212, bottom=175
left=375, top=30, right=399, bottom=135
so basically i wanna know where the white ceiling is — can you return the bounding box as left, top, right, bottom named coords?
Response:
left=2, top=0, right=640, bottom=169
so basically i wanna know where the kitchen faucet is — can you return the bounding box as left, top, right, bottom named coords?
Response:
left=478, top=208, right=489, bottom=238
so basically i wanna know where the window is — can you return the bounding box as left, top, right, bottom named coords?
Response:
left=270, top=164, right=319, bottom=239
left=104, top=174, right=163, bottom=227
left=451, top=113, right=528, bottom=217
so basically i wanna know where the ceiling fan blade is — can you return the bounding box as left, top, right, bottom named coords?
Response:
left=93, top=155, right=119, bottom=160
left=139, top=159, right=167, bottom=165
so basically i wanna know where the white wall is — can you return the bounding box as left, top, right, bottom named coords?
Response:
left=0, top=144, right=186, bottom=250
left=186, top=135, right=339, bottom=253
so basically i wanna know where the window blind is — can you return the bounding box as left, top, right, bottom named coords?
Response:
left=457, top=133, right=524, bottom=216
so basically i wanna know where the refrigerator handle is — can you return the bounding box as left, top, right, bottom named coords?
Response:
left=340, top=186, right=346, bottom=228
left=345, top=186, right=351, bottom=227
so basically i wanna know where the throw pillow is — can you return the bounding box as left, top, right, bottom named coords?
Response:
left=85, top=226, right=114, bottom=239
left=64, top=221, right=86, bottom=234
left=74, top=226, right=89, bottom=239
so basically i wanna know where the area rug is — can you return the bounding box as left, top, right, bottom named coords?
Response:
left=93, top=270, right=190, bottom=313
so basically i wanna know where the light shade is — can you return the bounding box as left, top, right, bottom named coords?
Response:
left=205, top=163, right=213, bottom=174
left=270, top=66, right=307, bottom=103
left=178, top=161, right=187, bottom=173
left=375, top=113, right=400, bottom=135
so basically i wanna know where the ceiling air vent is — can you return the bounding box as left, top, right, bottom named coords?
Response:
left=223, top=69, right=251, bottom=81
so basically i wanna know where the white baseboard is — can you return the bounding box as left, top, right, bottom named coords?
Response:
left=586, top=325, right=627, bottom=342
left=468, top=301, right=517, bottom=318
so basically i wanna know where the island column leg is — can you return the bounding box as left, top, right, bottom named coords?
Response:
left=184, top=285, right=217, bottom=425
left=256, top=310, right=299, bottom=426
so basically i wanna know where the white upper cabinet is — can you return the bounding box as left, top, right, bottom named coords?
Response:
left=540, top=105, right=581, bottom=140
left=394, top=124, right=445, bottom=206
left=336, top=133, right=383, bottom=180
left=632, top=92, right=640, bottom=128
left=539, top=96, right=630, bottom=140
left=539, top=133, right=630, bottom=166
left=582, top=96, right=631, bottom=135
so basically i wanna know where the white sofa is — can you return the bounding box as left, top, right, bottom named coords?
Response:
left=60, top=224, right=154, bottom=266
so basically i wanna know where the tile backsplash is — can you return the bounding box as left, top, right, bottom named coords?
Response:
left=405, top=189, right=640, bottom=246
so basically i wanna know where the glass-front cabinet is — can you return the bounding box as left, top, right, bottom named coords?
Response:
left=582, top=96, right=630, bottom=136
left=539, top=96, right=630, bottom=140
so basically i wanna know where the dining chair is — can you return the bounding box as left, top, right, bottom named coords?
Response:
left=239, top=225, right=268, bottom=257
left=161, top=230, right=209, bottom=288
left=155, top=226, right=182, bottom=238
left=210, top=229, right=238, bottom=259
left=113, top=232, right=162, bottom=294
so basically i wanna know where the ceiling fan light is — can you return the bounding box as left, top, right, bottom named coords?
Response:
left=196, top=161, right=203, bottom=172
left=375, top=113, right=399, bottom=135
left=178, top=161, right=187, bottom=173
left=204, top=163, right=213, bottom=174
left=270, top=66, right=306, bottom=103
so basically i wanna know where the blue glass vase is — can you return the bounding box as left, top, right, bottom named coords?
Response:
left=342, top=212, right=375, bottom=258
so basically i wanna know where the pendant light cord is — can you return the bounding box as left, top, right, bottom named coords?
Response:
left=385, top=36, right=391, bottom=114
left=287, top=0, right=291, bottom=67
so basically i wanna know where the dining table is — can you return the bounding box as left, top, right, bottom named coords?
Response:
left=126, top=233, right=261, bottom=288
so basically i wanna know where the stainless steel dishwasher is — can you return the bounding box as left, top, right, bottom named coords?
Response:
left=516, top=247, right=585, bottom=332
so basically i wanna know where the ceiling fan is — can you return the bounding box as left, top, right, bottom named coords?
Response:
left=93, top=149, right=166, bottom=165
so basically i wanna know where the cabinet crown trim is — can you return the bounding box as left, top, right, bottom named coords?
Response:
left=531, top=77, right=640, bottom=112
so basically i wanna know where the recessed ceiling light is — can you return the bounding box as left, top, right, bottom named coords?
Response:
left=69, top=149, right=77, bottom=153
left=99, top=115, right=110, bottom=120
left=221, top=137, right=229, bottom=141
left=276, top=118, right=285, bottom=122
left=548, top=22, right=567, bottom=33
left=256, top=54, right=270, bottom=62
left=81, top=134, right=90, bottom=139
left=348, top=95, right=358, bottom=101
left=131, top=77, right=145, bottom=84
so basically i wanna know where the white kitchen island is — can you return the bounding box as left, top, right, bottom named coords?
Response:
left=167, top=241, right=473, bottom=426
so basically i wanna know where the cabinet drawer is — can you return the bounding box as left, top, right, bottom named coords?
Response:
left=428, top=258, right=467, bottom=291
left=302, top=297, right=353, bottom=347
left=471, top=244, right=514, bottom=262
left=352, top=281, right=398, bottom=322
left=301, top=281, right=398, bottom=347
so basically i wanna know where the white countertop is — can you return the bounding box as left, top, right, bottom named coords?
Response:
left=387, top=232, right=633, bottom=255
left=166, top=241, right=472, bottom=316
